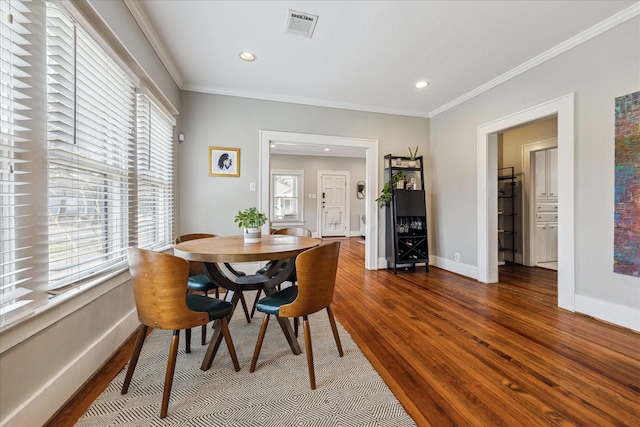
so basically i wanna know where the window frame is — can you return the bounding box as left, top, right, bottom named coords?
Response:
left=270, top=169, right=305, bottom=225
left=0, top=0, right=176, bottom=332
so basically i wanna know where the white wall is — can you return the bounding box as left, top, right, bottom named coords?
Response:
left=177, top=91, right=430, bottom=258
left=0, top=2, right=179, bottom=426
left=270, top=154, right=366, bottom=235
left=430, top=17, right=639, bottom=328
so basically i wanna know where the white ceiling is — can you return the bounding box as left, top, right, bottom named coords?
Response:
left=128, top=0, right=636, bottom=119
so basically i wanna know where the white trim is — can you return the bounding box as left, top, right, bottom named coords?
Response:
left=123, top=0, right=185, bottom=88
left=1, top=309, right=138, bottom=427
left=187, top=85, right=430, bottom=118
left=477, top=93, right=575, bottom=312
left=429, top=2, right=640, bottom=118
left=430, top=256, right=479, bottom=280
left=575, top=295, right=640, bottom=333
left=259, top=131, right=379, bottom=270
left=0, top=270, right=132, bottom=354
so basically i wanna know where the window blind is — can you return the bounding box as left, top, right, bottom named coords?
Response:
left=136, top=94, right=174, bottom=250
left=46, top=4, right=136, bottom=290
left=0, top=0, right=47, bottom=323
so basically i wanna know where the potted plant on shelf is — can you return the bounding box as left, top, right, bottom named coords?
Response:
left=376, top=172, right=405, bottom=208
left=408, top=146, right=419, bottom=167
left=234, top=207, right=268, bottom=243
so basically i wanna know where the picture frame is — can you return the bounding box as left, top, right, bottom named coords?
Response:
left=209, top=146, right=240, bottom=177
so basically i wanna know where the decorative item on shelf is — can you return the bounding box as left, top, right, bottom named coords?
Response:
left=408, top=146, right=418, bottom=167
left=357, top=181, right=365, bottom=199
left=234, top=207, right=267, bottom=243
left=376, top=171, right=405, bottom=208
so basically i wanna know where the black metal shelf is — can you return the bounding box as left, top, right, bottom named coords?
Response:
left=384, top=154, right=429, bottom=274
left=498, top=166, right=516, bottom=264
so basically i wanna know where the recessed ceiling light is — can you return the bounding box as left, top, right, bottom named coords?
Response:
left=324, top=148, right=330, bottom=151
left=414, top=81, right=429, bottom=89
left=239, top=52, right=256, bottom=62
left=270, top=143, right=276, bottom=148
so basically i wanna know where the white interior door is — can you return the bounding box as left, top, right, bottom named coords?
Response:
left=319, top=171, right=348, bottom=237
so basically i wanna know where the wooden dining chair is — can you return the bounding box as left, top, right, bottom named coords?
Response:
left=249, top=241, right=343, bottom=389
left=250, top=227, right=312, bottom=318
left=122, top=247, right=240, bottom=418
left=175, top=233, right=251, bottom=344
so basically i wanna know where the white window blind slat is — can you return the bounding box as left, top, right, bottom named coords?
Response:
left=136, top=94, right=174, bottom=251
left=46, top=3, right=136, bottom=290
left=0, top=0, right=47, bottom=324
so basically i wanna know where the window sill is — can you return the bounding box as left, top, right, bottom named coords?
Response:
left=0, top=268, right=131, bottom=355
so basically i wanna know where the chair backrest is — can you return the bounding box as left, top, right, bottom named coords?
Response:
left=127, top=247, right=208, bottom=330
left=279, top=241, right=340, bottom=318
left=174, top=233, right=217, bottom=276
left=272, top=227, right=312, bottom=237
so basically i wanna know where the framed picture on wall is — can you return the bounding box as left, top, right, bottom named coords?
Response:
left=209, top=146, right=240, bottom=177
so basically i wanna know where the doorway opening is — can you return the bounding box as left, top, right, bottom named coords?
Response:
left=259, top=131, right=379, bottom=271
left=497, top=117, right=559, bottom=272
left=477, top=93, right=575, bottom=312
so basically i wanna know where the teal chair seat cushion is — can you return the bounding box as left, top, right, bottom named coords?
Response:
left=186, top=294, right=233, bottom=321
left=255, top=286, right=298, bottom=315
left=187, top=274, right=216, bottom=292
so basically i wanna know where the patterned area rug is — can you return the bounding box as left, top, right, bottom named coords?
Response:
left=76, top=298, right=415, bottom=426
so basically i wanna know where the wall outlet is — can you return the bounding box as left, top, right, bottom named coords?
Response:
left=454, top=253, right=460, bottom=262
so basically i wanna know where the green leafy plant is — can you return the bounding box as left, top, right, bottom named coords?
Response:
left=376, top=172, right=405, bottom=208
left=408, top=146, right=419, bottom=161
left=234, top=207, right=267, bottom=228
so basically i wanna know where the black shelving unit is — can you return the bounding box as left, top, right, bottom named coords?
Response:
left=498, top=166, right=516, bottom=264
left=384, top=154, right=429, bottom=273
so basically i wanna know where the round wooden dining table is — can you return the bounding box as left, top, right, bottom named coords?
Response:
left=174, top=234, right=320, bottom=370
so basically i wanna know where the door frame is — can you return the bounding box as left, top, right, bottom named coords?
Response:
left=317, top=170, right=350, bottom=237
left=476, top=93, right=575, bottom=312
left=259, top=130, right=379, bottom=270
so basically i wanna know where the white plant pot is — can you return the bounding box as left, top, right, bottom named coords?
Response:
left=408, top=160, right=417, bottom=168
left=243, top=227, right=262, bottom=243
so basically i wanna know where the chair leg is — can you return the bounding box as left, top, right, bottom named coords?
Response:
left=121, top=324, right=148, bottom=394
left=326, top=306, right=344, bottom=357
left=219, top=318, right=241, bottom=372
left=250, top=289, right=262, bottom=318
left=240, top=292, right=251, bottom=323
left=294, top=316, right=299, bottom=337
left=201, top=324, right=207, bottom=346
left=201, top=291, right=210, bottom=345
left=185, top=328, right=191, bottom=353
left=302, top=315, right=316, bottom=390
left=161, top=330, right=180, bottom=418
left=249, top=313, right=271, bottom=372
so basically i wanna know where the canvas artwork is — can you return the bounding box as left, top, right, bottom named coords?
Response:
left=614, top=91, right=640, bottom=277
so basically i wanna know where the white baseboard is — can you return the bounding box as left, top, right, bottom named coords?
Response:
left=575, top=295, right=640, bottom=332
left=2, top=309, right=138, bottom=427
left=430, top=256, right=479, bottom=280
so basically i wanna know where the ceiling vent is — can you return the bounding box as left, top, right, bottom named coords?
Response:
left=286, top=10, right=318, bottom=38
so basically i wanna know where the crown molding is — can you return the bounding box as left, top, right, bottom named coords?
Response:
left=124, top=0, right=184, bottom=89
left=429, top=2, right=640, bottom=118
left=183, top=84, right=431, bottom=118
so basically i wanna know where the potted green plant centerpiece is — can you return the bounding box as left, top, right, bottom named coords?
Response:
left=234, top=207, right=268, bottom=243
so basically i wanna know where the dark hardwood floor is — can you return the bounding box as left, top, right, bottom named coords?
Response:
left=47, top=238, right=640, bottom=426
